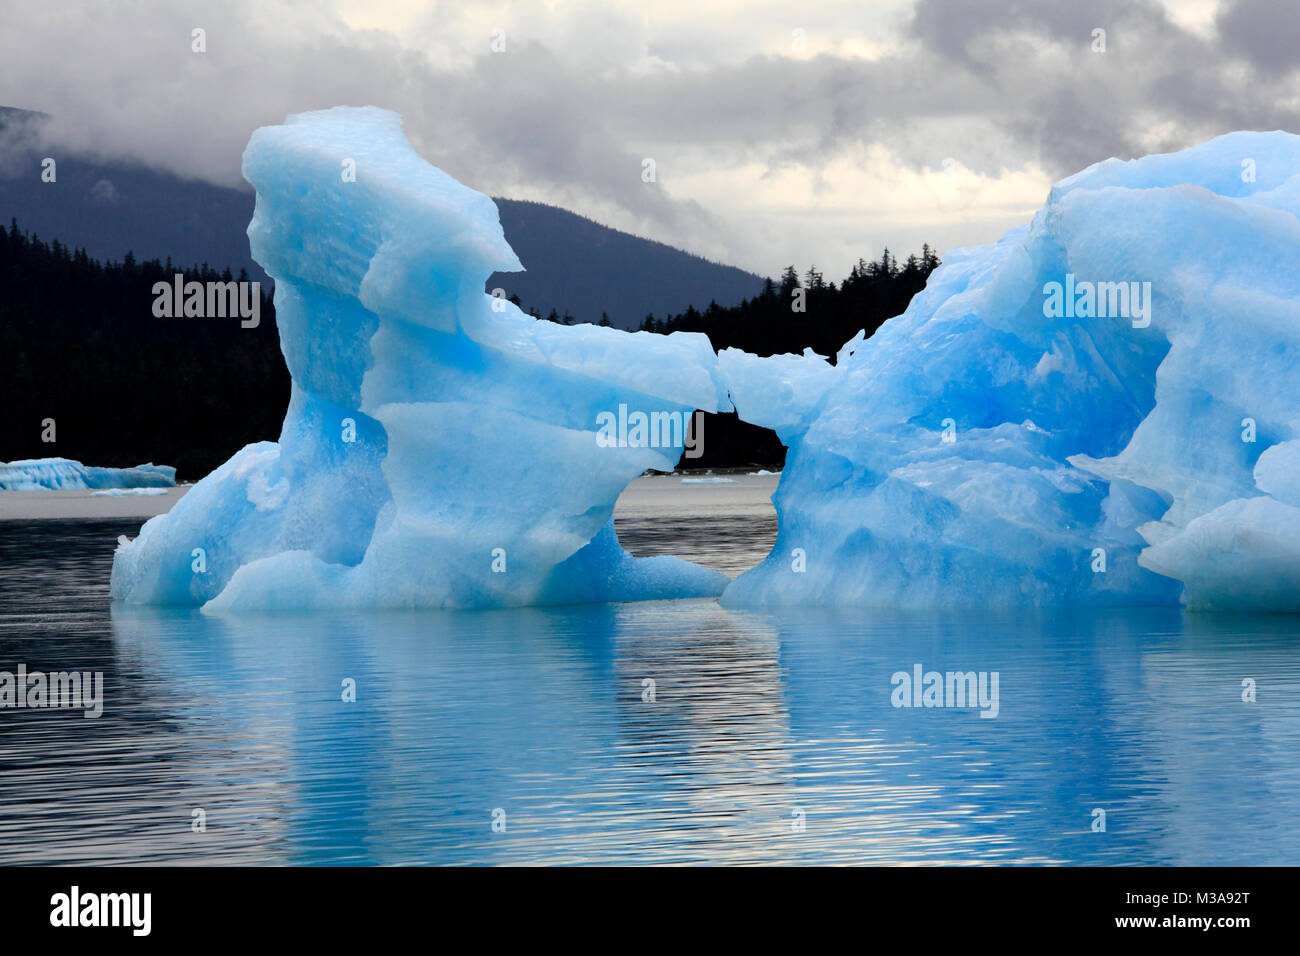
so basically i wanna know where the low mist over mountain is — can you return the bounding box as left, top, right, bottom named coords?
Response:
left=0, top=107, right=763, bottom=329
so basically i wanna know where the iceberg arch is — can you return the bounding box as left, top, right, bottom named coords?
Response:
left=110, top=109, right=1300, bottom=612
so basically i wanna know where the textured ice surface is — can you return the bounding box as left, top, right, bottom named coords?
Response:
left=111, top=108, right=728, bottom=610
left=1, top=458, right=175, bottom=491
left=722, top=131, right=1300, bottom=611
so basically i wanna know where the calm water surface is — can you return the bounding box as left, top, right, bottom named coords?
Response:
left=1, top=476, right=1298, bottom=865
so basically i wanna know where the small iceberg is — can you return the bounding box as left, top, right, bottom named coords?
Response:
left=0, top=458, right=176, bottom=491
left=92, top=488, right=172, bottom=497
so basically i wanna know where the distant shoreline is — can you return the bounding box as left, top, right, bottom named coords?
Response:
left=0, top=471, right=782, bottom=522
left=0, top=486, right=191, bottom=521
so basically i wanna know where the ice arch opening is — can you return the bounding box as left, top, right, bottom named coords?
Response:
left=611, top=412, right=785, bottom=580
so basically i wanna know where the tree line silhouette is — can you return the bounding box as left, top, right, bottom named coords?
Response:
left=0, top=219, right=285, bottom=478
left=584, top=246, right=940, bottom=468
left=638, top=245, right=941, bottom=357
left=1, top=219, right=937, bottom=478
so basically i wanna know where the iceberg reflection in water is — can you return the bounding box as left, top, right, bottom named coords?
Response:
left=2, top=519, right=1298, bottom=865
left=94, top=601, right=1300, bottom=865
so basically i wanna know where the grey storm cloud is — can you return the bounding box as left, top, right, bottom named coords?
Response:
left=901, top=0, right=1300, bottom=173
left=0, top=0, right=1297, bottom=273
left=1216, top=0, right=1300, bottom=76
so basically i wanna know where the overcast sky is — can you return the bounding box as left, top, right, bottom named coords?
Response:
left=2, top=0, right=1297, bottom=278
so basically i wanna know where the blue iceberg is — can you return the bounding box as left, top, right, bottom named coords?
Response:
left=110, top=108, right=1300, bottom=613
left=722, top=131, right=1300, bottom=611
left=1, top=458, right=175, bottom=491
left=112, top=108, right=729, bottom=610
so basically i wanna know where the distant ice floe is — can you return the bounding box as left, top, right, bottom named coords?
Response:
left=92, top=488, right=171, bottom=497
left=1, top=458, right=175, bottom=491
